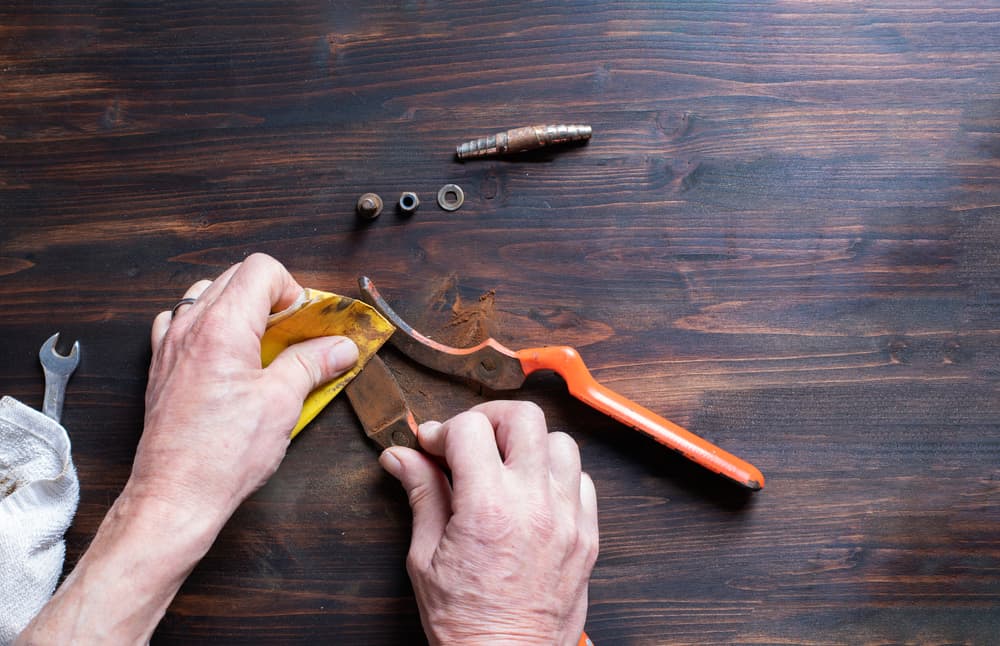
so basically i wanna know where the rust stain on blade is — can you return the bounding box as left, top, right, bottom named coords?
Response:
left=358, top=277, right=527, bottom=390
left=345, top=354, right=418, bottom=450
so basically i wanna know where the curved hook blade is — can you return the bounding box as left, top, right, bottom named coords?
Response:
left=357, top=277, right=527, bottom=390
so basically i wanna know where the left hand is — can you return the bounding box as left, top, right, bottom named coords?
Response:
left=134, top=253, right=359, bottom=521
left=17, top=254, right=360, bottom=645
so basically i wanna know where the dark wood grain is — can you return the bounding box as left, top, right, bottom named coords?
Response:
left=2, top=1, right=999, bottom=644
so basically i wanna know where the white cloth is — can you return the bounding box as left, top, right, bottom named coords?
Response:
left=0, top=396, right=79, bottom=645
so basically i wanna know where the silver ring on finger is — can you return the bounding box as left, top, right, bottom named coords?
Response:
left=171, top=297, right=198, bottom=319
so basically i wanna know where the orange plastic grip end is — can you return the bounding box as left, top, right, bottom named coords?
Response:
left=517, top=346, right=764, bottom=490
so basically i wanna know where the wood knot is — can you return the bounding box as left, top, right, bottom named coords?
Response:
left=100, top=100, right=123, bottom=130
left=480, top=171, right=500, bottom=200
left=887, top=337, right=911, bottom=364
left=942, top=339, right=968, bottom=365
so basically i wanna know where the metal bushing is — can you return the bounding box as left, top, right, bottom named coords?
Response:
left=356, top=193, right=383, bottom=220
left=437, top=184, right=464, bottom=211
left=398, top=191, right=420, bottom=215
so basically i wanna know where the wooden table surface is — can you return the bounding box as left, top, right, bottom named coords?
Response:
left=3, top=2, right=999, bottom=644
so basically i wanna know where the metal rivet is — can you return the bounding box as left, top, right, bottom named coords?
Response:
left=391, top=429, right=413, bottom=447
left=356, top=193, right=383, bottom=220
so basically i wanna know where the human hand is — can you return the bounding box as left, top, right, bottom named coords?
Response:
left=135, top=253, right=359, bottom=523
left=17, top=254, right=361, bottom=644
left=379, top=401, right=599, bottom=646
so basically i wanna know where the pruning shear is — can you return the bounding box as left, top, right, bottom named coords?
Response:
left=346, top=277, right=764, bottom=491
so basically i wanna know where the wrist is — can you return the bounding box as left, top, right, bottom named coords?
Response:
left=423, top=611, right=586, bottom=646
left=118, top=477, right=231, bottom=549
left=110, top=481, right=228, bottom=571
left=432, top=634, right=563, bottom=646
left=426, top=622, right=570, bottom=646
left=16, top=480, right=226, bottom=644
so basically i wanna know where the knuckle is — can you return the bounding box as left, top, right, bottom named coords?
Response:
left=447, top=410, right=492, bottom=435
left=160, top=316, right=196, bottom=351
left=244, top=252, right=277, bottom=268
left=290, top=351, right=320, bottom=387
left=405, top=480, right=436, bottom=511
left=160, top=325, right=182, bottom=350
left=512, top=400, right=546, bottom=425
left=190, top=307, right=229, bottom=341
left=580, top=527, right=600, bottom=565
left=405, top=550, right=428, bottom=578
left=548, top=430, right=578, bottom=453
left=153, top=310, right=172, bottom=330
left=454, top=409, right=490, bottom=427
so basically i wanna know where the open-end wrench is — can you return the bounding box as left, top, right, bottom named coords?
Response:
left=39, top=333, right=80, bottom=423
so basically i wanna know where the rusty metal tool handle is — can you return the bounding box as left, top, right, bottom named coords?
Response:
left=517, top=346, right=764, bottom=490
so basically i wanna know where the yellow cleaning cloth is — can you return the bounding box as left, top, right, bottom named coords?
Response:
left=260, top=288, right=395, bottom=438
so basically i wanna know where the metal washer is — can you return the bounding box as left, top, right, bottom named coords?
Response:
left=437, top=184, right=464, bottom=211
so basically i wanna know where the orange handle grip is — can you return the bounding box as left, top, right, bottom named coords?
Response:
left=517, top=346, right=764, bottom=490
left=579, top=631, right=593, bottom=645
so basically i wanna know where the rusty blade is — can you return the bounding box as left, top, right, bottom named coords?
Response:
left=344, top=354, right=418, bottom=450
left=357, top=277, right=528, bottom=390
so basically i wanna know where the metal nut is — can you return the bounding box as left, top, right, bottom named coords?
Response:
left=437, top=184, right=464, bottom=211
left=356, top=193, right=383, bottom=220
left=398, top=192, right=420, bottom=215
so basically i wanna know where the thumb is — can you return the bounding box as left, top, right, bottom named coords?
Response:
left=380, top=447, right=451, bottom=567
left=265, top=336, right=359, bottom=399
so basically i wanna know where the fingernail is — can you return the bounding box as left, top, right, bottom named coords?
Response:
left=379, top=449, right=403, bottom=478
left=327, top=337, right=359, bottom=371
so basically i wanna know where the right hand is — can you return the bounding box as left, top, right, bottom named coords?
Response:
left=379, top=401, right=599, bottom=646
